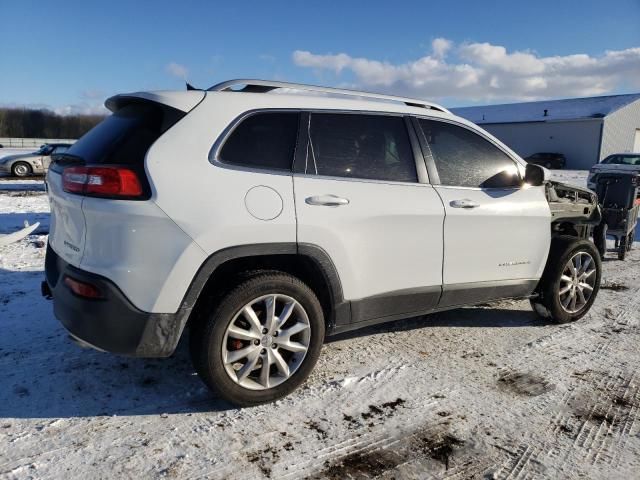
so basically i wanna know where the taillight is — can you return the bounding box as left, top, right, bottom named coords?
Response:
left=62, top=166, right=143, bottom=198
left=64, top=276, right=103, bottom=299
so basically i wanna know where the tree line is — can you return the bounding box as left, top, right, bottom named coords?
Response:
left=0, top=108, right=105, bottom=139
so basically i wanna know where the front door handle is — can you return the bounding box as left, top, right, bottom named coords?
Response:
left=305, top=194, right=350, bottom=207
left=450, top=199, right=480, bottom=209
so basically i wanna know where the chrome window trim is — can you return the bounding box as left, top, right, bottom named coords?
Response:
left=434, top=184, right=523, bottom=192
left=412, top=114, right=527, bottom=190
left=304, top=110, right=422, bottom=185
left=208, top=108, right=300, bottom=177
left=292, top=172, right=437, bottom=188
left=209, top=108, right=429, bottom=185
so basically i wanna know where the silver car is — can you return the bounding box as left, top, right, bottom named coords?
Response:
left=0, top=143, right=72, bottom=177
left=587, top=153, right=640, bottom=190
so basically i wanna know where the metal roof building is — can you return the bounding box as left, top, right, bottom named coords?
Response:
left=452, top=94, right=640, bottom=169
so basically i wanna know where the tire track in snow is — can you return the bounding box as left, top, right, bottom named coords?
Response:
left=483, top=285, right=640, bottom=478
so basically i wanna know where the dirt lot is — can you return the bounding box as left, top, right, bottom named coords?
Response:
left=1, top=175, right=639, bottom=479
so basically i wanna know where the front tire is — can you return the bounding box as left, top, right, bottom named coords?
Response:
left=12, top=161, right=32, bottom=177
left=531, top=237, right=601, bottom=324
left=190, top=272, right=325, bottom=407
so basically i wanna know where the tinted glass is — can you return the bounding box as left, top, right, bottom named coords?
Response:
left=38, top=145, right=54, bottom=155
left=602, top=155, right=640, bottom=166
left=219, top=112, right=299, bottom=171
left=418, top=119, right=521, bottom=188
left=308, top=113, right=417, bottom=182
left=66, top=103, right=179, bottom=165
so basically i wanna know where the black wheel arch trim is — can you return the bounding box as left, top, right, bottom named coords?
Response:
left=175, top=242, right=346, bottom=338
left=182, top=242, right=344, bottom=307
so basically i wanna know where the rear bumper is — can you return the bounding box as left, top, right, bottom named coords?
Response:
left=44, top=244, right=188, bottom=357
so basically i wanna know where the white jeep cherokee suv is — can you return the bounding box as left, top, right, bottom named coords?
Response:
left=44, top=80, right=603, bottom=406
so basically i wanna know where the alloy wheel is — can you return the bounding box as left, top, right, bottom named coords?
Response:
left=558, top=251, right=597, bottom=313
left=222, top=294, right=311, bottom=390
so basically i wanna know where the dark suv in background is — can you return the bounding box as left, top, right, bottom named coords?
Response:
left=525, top=152, right=566, bottom=169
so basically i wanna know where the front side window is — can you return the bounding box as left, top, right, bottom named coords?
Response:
left=307, top=113, right=417, bottom=183
left=219, top=112, right=299, bottom=171
left=418, top=119, right=521, bottom=188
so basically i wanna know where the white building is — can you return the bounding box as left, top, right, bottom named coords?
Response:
left=452, top=94, right=640, bottom=169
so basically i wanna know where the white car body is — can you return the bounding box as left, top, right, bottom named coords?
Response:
left=44, top=80, right=558, bottom=358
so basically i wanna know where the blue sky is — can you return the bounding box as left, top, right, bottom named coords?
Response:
left=1, top=0, right=639, bottom=114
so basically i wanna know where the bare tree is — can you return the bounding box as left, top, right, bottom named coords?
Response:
left=0, top=108, right=105, bottom=139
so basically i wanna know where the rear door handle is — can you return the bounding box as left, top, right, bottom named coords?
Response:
left=305, top=194, right=350, bottom=207
left=450, top=199, right=480, bottom=209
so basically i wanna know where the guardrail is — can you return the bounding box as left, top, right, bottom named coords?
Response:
left=0, top=137, right=76, bottom=148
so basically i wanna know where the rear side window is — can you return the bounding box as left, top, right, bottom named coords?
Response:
left=219, top=112, right=299, bottom=171
left=64, top=103, right=181, bottom=166
left=418, top=119, right=521, bottom=188
left=307, top=113, right=417, bottom=183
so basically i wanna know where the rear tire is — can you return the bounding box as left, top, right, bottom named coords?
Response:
left=190, top=272, right=325, bottom=407
left=12, top=161, right=32, bottom=177
left=531, top=236, right=601, bottom=324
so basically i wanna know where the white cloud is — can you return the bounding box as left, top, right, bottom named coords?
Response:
left=54, top=103, right=108, bottom=116
left=79, top=89, right=106, bottom=100
left=292, top=41, right=640, bottom=102
left=165, top=62, right=188, bottom=80
left=259, top=54, right=277, bottom=63
left=431, top=38, right=452, bottom=59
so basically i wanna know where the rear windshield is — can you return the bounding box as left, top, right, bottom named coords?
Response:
left=65, top=103, right=183, bottom=165
left=602, top=155, right=640, bottom=166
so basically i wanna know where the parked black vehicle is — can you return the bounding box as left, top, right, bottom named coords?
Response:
left=525, top=152, right=566, bottom=169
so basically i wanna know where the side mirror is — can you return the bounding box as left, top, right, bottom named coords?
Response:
left=524, top=163, right=548, bottom=186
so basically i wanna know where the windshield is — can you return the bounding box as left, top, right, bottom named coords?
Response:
left=36, top=145, right=53, bottom=155
left=602, top=155, right=640, bottom=166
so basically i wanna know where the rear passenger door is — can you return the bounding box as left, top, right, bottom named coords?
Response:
left=293, top=112, right=445, bottom=325
left=414, top=118, right=551, bottom=307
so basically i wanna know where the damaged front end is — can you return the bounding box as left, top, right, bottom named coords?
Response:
left=545, top=181, right=601, bottom=237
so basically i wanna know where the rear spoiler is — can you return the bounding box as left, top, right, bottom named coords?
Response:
left=105, top=90, right=205, bottom=113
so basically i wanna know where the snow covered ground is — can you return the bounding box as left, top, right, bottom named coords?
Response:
left=1, top=172, right=639, bottom=479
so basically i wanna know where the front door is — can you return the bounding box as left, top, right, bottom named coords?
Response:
left=414, top=117, right=551, bottom=307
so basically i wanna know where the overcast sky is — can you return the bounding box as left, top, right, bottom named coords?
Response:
left=1, top=0, right=639, bottom=115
